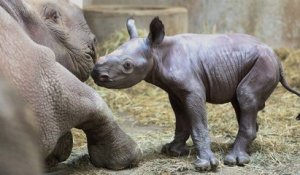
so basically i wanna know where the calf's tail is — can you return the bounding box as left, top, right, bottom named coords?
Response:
left=279, top=64, right=300, bottom=97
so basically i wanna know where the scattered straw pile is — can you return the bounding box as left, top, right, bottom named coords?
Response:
left=284, top=53, right=300, bottom=88
left=274, top=47, right=292, bottom=61
left=71, top=31, right=300, bottom=174
left=96, top=29, right=148, bottom=56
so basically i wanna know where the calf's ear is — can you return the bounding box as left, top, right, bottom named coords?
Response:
left=296, top=113, right=300, bottom=120
left=147, top=17, right=165, bottom=46
left=127, top=17, right=138, bottom=39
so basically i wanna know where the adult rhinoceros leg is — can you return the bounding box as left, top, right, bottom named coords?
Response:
left=224, top=57, right=278, bottom=166
left=75, top=97, right=141, bottom=170
left=51, top=63, right=141, bottom=170
left=161, top=94, right=190, bottom=156
left=45, top=131, right=73, bottom=167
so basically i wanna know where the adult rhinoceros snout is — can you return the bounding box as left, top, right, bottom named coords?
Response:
left=88, top=33, right=97, bottom=45
left=88, top=38, right=97, bottom=62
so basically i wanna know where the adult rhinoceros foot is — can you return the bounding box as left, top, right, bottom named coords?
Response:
left=88, top=128, right=141, bottom=170
left=82, top=117, right=141, bottom=170
left=45, top=131, right=73, bottom=167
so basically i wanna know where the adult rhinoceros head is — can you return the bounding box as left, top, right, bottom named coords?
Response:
left=32, top=0, right=97, bottom=81
left=0, top=0, right=96, bottom=81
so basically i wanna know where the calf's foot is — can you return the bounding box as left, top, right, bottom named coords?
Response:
left=161, top=141, right=189, bottom=156
left=194, top=152, right=219, bottom=171
left=224, top=151, right=250, bottom=166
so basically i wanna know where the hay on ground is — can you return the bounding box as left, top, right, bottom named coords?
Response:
left=283, top=50, right=300, bottom=88
left=274, top=47, right=292, bottom=61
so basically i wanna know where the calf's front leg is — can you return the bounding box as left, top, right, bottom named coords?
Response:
left=183, top=92, right=219, bottom=171
left=161, top=94, right=190, bottom=156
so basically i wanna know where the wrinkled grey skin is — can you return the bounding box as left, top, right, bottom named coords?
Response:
left=22, top=0, right=96, bottom=166
left=25, top=0, right=97, bottom=82
left=92, top=17, right=300, bottom=171
left=0, top=0, right=140, bottom=170
left=0, top=77, right=42, bottom=175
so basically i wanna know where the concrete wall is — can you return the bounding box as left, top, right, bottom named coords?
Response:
left=84, top=0, right=300, bottom=48
left=84, top=5, right=187, bottom=43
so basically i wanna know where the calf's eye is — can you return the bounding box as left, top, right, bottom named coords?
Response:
left=122, top=60, right=134, bottom=73
left=124, top=61, right=133, bottom=70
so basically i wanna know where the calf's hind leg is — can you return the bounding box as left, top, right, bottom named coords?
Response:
left=231, top=98, right=259, bottom=132
left=224, top=57, right=279, bottom=166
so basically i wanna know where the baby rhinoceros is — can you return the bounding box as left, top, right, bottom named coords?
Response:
left=91, top=17, right=300, bottom=171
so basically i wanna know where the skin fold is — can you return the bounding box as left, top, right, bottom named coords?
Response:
left=0, top=0, right=141, bottom=170
left=92, top=17, right=300, bottom=171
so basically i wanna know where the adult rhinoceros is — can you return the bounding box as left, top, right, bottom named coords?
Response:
left=0, top=76, right=42, bottom=175
left=0, top=0, right=140, bottom=170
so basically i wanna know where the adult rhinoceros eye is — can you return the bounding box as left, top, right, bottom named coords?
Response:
left=45, top=8, right=61, bottom=24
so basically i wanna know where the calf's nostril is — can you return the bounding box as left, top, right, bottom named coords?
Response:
left=91, top=68, right=110, bottom=82
left=99, top=74, right=110, bottom=82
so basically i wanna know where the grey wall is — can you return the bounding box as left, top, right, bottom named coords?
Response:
left=84, top=0, right=300, bottom=48
left=84, top=5, right=187, bottom=43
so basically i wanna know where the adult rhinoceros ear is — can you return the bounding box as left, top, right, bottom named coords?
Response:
left=127, top=17, right=138, bottom=39
left=147, top=17, right=165, bottom=46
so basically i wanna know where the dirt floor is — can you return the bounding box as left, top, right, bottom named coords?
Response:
left=53, top=85, right=300, bottom=175
left=52, top=31, right=300, bottom=175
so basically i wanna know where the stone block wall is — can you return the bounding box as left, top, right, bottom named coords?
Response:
left=84, top=0, right=300, bottom=48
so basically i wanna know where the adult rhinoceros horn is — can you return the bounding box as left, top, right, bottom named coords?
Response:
left=126, top=17, right=138, bottom=39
